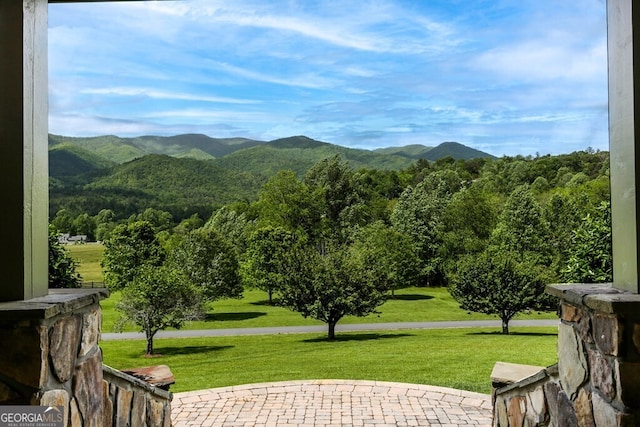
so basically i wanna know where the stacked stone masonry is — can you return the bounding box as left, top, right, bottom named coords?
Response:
left=103, top=365, right=172, bottom=427
left=492, top=284, right=640, bottom=426
left=0, top=289, right=172, bottom=426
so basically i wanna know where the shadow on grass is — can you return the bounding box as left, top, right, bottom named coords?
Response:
left=205, top=312, right=266, bottom=322
left=303, top=333, right=414, bottom=343
left=250, top=299, right=282, bottom=306
left=152, top=345, right=234, bottom=356
left=467, top=331, right=557, bottom=337
left=389, top=294, right=434, bottom=301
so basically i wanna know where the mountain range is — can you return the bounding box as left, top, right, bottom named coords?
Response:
left=48, top=133, right=495, bottom=219
left=49, top=133, right=494, bottom=174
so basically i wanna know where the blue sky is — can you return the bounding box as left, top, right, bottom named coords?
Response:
left=48, top=0, right=608, bottom=157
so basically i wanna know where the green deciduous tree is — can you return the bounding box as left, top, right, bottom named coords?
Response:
left=562, top=201, right=612, bottom=283
left=48, top=225, right=81, bottom=289
left=115, top=264, right=204, bottom=355
left=544, top=192, right=587, bottom=276
left=448, top=185, right=556, bottom=333
left=205, top=205, right=254, bottom=256
left=489, top=185, right=553, bottom=266
left=241, top=226, right=299, bottom=304
left=134, top=208, right=175, bottom=233
left=52, top=209, right=75, bottom=235
left=390, top=170, right=462, bottom=285
left=168, top=228, right=243, bottom=302
left=173, top=213, right=204, bottom=236
left=94, top=209, right=117, bottom=241
left=441, top=186, right=498, bottom=263
left=304, top=155, right=366, bottom=237
left=101, top=221, right=165, bottom=291
left=279, top=246, right=386, bottom=339
left=349, top=221, right=420, bottom=297
left=73, top=213, right=96, bottom=240
left=255, top=170, right=320, bottom=238
left=449, top=251, right=552, bottom=334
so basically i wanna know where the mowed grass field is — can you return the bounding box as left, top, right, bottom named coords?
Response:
left=69, top=243, right=559, bottom=394
left=68, top=243, right=557, bottom=333
left=68, top=242, right=104, bottom=284
left=101, top=327, right=558, bottom=394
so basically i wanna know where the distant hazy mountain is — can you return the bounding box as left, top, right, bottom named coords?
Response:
left=373, top=144, right=434, bottom=159
left=422, top=141, right=495, bottom=161
left=48, top=133, right=264, bottom=164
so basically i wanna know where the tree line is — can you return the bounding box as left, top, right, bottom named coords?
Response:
left=51, top=150, right=612, bottom=351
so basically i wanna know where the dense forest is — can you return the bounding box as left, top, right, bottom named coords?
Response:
left=52, top=142, right=612, bottom=291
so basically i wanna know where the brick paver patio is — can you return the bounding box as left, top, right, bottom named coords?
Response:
left=171, top=379, right=493, bottom=426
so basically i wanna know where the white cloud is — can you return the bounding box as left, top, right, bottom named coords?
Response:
left=82, top=87, right=260, bottom=105
left=207, top=61, right=338, bottom=90
left=181, top=0, right=459, bottom=55
left=473, top=39, right=607, bottom=83
left=144, top=108, right=281, bottom=124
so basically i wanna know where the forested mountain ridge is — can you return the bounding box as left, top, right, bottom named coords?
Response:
left=48, top=133, right=264, bottom=164
left=50, top=154, right=265, bottom=220
left=215, top=136, right=421, bottom=176
left=49, top=142, right=116, bottom=176
left=422, top=142, right=496, bottom=161
left=49, top=133, right=497, bottom=219
left=49, top=133, right=494, bottom=167
left=373, top=144, right=434, bottom=159
left=372, top=141, right=496, bottom=161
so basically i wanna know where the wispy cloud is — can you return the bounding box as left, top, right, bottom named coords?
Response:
left=145, top=108, right=281, bottom=124
left=188, top=1, right=458, bottom=55
left=206, top=61, right=338, bottom=90
left=82, top=87, right=261, bottom=105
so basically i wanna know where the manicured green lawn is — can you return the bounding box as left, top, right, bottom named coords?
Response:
left=100, top=286, right=556, bottom=333
left=66, top=243, right=556, bottom=333
left=100, top=327, right=558, bottom=394
left=77, top=243, right=559, bottom=394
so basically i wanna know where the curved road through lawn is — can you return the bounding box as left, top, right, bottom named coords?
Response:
left=101, top=319, right=558, bottom=340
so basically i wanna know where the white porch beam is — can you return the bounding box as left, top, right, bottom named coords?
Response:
left=608, top=0, right=640, bottom=293
left=0, top=0, right=48, bottom=301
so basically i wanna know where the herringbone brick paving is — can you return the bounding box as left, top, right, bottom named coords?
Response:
left=172, top=380, right=493, bottom=427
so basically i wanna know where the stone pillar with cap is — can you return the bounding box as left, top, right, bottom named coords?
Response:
left=493, top=1, right=640, bottom=425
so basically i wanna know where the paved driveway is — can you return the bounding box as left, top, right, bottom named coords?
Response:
left=102, top=319, right=558, bottom=340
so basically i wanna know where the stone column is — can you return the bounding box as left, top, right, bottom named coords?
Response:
left=0, top=289, right=109, bottom=427
left=0, top=0, right=49, bottom=302
left=547, top=284, right=640, bottom=425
